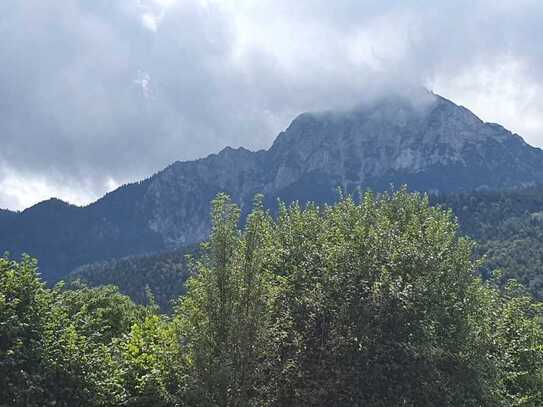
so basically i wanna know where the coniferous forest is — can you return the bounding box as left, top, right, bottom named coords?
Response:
left=2, top=190, right=543, bottom=406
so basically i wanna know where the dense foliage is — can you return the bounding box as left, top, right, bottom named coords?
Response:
left=2, top=190, right=543, bottom=406
left=434, top=186, right=543, bottom=299
left=66, top=246, right=198, bottom=313
left=0, top=256, right=149, bottom=406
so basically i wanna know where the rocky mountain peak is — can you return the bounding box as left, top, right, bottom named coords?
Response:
left=269, top=94, right=533, bottom=185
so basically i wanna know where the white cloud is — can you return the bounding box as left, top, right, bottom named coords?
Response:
left=0, top=168, right=96, bottom=210
left=141, top=13, right=159, bottom=31
left=430, top=58, right=543, bottom=146
left=137, top=0, right=177, bottom=31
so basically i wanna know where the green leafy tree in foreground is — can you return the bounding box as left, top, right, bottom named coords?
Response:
left=0, top=255, right=50, bottom=406
left=118, top=313, right=185, bottom=406
left=177, top=194, right=278, bottom=407
left=491, top=281, right=543, bottom=405
left=0, top=256, right=149, bottom=406
left=177, top=189, right=543, bottom=406
left=262, top=191, right=494, bottom=406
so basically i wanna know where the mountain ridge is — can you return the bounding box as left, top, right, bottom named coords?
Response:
left=3, top=92, right=543, bottom=281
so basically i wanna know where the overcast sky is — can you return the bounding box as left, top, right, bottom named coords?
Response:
left=1, top=0, right=543, bottom=210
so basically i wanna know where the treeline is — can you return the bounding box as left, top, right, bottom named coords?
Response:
left=66, top=246, right=198, bottom=313
left=2, top=190, right=543, bottom=406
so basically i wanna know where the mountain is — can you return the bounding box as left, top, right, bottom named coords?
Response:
left=3, top=92, right=543, bottom=281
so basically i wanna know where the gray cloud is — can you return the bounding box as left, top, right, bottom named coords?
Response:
left=1, top=0, right=543, bottom=209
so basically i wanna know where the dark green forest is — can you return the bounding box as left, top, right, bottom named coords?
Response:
left=66, top=246, right=199, bottom=314
left=434, top=187, right=543, bottom=299
left=2, top=190, right=543, bottom=406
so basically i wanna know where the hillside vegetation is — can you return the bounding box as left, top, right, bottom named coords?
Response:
left=66, top=246, right=199, bottom=313
left=436, top=186, right=543, bottom=299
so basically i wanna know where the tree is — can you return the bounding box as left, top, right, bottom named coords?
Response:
left=39, top=298, right=123, bottom=407
left=265, top=190, right=500, bottom=406
left=54, top=282, right=149, bottom=344
left=0, top=255, right=148, bottom=406
left=492, top=281, right=543, bottom=406
left=0, top=255, right=50, bottom=406
left=177, top=194, right=278, bottom=406
left=118, top=314, right=184, bottom=406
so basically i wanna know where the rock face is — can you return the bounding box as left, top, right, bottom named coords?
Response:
left=2, top=93, right=543, bottom=281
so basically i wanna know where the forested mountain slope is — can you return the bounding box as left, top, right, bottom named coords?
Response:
left=66, top=245, right=198, bottom=313
left=435, top=186, right=543, bottom=298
